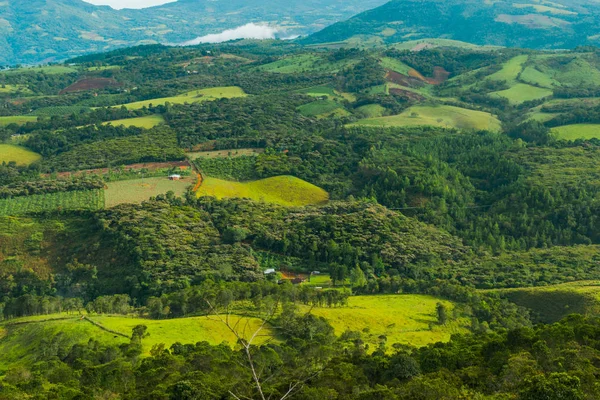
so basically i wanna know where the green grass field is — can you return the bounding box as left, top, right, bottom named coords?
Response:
left=551, top=124, right=600, bottom=140
left=0, top=190, right=104, bottom=216
left=196, top=175, right=329, bottom=207
left=351, top=105, right=502, bottom=132
left=380, top=57, right=412, bottom=74
left=0, top=144, right=42, bottom=165
left=488, top=55, right=528, bottom=82
left=527, top=111, right=560, bottom=123
left=302, top=295, right=467, bottom=349
left=103, top=115, right=164, bottom=129
left=258, top=54, right=358, bottom=74
left=391, top=38, right=501, bottom=51
left=104, top=176, right=192, bottom=208
left=296, top=85, right=338, bottom=98
left=298, top=99, right=348, bottom=118
left=356, top=104, right=386, bottom=118
left=519, top=66, right=559, bottom=88
left=186, top=148, right=264, bottom=160
left=0, top=116, right=38, bottom=126
left=490, top=83, right=553, bottom=105
left=490, top=281, right=600, bottom=324
left=0, top=313, right=271, bottom=372
left=115, top=86, right=247, bottom=110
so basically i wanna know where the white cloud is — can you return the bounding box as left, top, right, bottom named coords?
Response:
left=182, top=23, right=279, bottom=45
left=82, top=0, right=178, bottom=9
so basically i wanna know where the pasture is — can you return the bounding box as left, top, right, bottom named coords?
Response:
left=0, top=190, right=104, bottom=216
left=303, top=295, right=467, bottom=349
left=490, top=83, right=552, bottom=104
left=356, top=104, right=386, bottom=118
left=0, top=313, right=271, bottom=372
left=258, top=54, right=358, bottom=74
left=0, top=116, right=38, bottom=126
left=103, top=115, right=165, bottom=129
left=351, top=105, right=502, bottom=132
left=0, top=144, right=41, bottom=165
left=186, top=148, right=264, bottom=160
left=551, top=124, right=600, bottom=140
left=380, top=57, right=412, bottom=74
left=297, top=99, right=349, bottom=118
left=196, top=175, right=329, bottom=207
left=488, top=55, right=528, bottom=82
left=104, top=176, right=192, bottom=208
left=115, top=86, right=247, bottom=110
left=30, top=106, right=91, bottom=116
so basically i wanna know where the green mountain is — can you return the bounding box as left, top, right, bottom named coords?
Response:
left=304, top=0, right=600, bottom=49
left=0, top=0, right=388, bottom=65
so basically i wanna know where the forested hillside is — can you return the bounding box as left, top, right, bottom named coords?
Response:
left=2, top=40, right=600, bottom=399
left=305, top=0, right=600, bottom=49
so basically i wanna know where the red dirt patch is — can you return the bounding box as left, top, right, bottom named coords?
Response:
left=407, top=67, right=450, bottom=85
left=55, top=161, right=191, bottom=178
left=385, top=70, right=425, bottom=88
left=60, top=78, right=120, bottom=94
left=389, top=88, right=426, bottom=102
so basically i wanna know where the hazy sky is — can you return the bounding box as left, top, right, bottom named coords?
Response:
left=83, top=0, right=177, bottom=9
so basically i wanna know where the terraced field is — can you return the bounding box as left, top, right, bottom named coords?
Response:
left=0, top=144, right=42, bottom=165
left=351, top=105, right=502, bottom=132
left=115, top=86, right=247, bottom=110
left=196, top=175, right=329, bottom=207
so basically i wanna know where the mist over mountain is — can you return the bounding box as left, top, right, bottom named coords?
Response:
left=304, top=0, right=600, bottom=49
left=0, top=0, right=387, bottom=65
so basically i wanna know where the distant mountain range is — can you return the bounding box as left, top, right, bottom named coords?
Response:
left=304, top=0, right=600, bottom=49
left=0, top=0, right=387, bottom=65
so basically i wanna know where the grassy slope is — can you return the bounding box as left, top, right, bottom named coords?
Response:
left=380, top=57, right=412, bottom=74
left=356, top=104, right=386, bottom=118
left=258, top=54, right=358, bottom=74
left=0, top=66, right=78, bottom=75
left=488, top=55, right=528, bottom=82
left=551, top=124, right=600, bottom=140
left=0, top=144, right=42, bottom=165
left=304, top=295, right=467, bottom=349
left=196, top=176, right=329, bottom=207
left=104, top=176, right=193, bottom=208
left=115, top=86, right=246, bottom=110
left=186, top=148, right=263, bottom=160
left=351, top=105, right=502, bottom=132
left=102, top=115, right=165, bottom=129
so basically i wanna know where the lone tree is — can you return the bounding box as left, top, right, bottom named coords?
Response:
left=436, top=302, right=448, bottom=325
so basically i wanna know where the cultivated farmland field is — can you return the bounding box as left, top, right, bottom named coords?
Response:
left=0, top=190, right=104, bottom=216
left=104, top=176, right=192, bottom=207
left=102, top=115, right=165, bottom=129
left=186, top=148, right=264, bottom=160
left=196, top=175, right=329, bottom=207
left=0, top=144, right=41, bottom=165
left=0, top=116, right=38, bottom=126
left=352, top=105, right=502, bottom=131
left=551, top=124, right=600, bottom=140
left=303, top=295, right=468, bottom=349
left=115, top=86, right=247, bottom=110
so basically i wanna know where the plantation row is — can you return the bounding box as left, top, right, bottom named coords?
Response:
left=0, top=189, right=105, bottom=216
